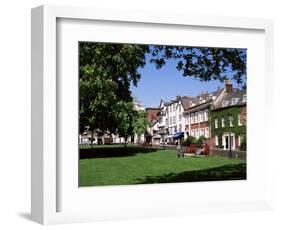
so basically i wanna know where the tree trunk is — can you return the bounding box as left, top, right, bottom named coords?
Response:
left=91, top=131, right=94, bottom=148
left=137, top=134, right=140, bottom=144
left=124, top=137, right=127, bottom=148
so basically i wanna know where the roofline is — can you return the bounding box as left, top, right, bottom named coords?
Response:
left=184, top=100, right=213, bottom=113
left=146, top=107, right=160, bottom=110
left=211, top=102, right=246, bottom=111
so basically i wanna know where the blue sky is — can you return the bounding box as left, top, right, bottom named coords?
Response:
left=130, top=53, right=241, bottom=108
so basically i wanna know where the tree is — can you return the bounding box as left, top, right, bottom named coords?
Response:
left=113, top=101, right=135, bottom=148
left=79, top=42, right=149, bottom=134
left=149, top=46, right=247, bottom=87
left=132, top=110, right=149, bottom=143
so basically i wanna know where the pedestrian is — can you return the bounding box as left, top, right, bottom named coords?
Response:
left=176, top=142, right=183, bottom=158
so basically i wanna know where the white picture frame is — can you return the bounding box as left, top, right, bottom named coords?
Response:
left=31, top=4, right=274, bottom=225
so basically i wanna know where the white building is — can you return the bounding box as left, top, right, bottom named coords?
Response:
left=158, top=96, right=192, bottom=144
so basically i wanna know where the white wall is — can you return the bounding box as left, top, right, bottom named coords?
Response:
left=0, top=0, right=280, bottom=229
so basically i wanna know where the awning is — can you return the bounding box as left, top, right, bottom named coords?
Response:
left=173, top=132, right=184, bottom=139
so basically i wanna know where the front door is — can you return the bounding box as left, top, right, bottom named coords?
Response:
left=223, top=134, right=235, bottom=150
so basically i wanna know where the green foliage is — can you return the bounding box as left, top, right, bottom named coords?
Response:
left=209, top=107, right=246, bottom=137
left=133, top=110, right=149, bottom=142
left=195, top=136, right=206, bottom=148
left=240, top=135, right=247, bottom=151
left=79, top=42, right=149, bottom=133
left=113, top=101, right=135, bottom=147
left=182, top=136, right=196, bottom=146
left=182, top=135, right=206, bottom=147
left=150, top=46, right=247, bottom=87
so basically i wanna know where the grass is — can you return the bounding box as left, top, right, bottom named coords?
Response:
left=79, top=146, right=246, bottom=186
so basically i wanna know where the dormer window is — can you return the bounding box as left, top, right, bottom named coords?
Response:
left=243, top=94, right=247, bottom=102
left=231, top=98, right=239, bottom=105
left=222, top=100, right=229, bottom=107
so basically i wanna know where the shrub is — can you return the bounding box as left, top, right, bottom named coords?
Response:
left=240, top=135, right=247, bottom=151
left=181, top=136, right=196, bottom=146
left=195, top=135, right=206, bottom=148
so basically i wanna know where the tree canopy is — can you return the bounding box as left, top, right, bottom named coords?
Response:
left=150, top=46, right=246, bottom=87
left=79, top=42, right=148, bottom=133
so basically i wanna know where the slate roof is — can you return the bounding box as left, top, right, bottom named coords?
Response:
left=179, top=96, right=193, bottom=109
left=213, top=88, right=246, bottom=110
left=147, top=83, right=245, bottom=116
left=180, top=87, right=224, bottom=112
left=189, top=88, right=224, bottom=106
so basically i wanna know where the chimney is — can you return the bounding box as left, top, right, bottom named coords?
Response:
left=224, top=79, right=233, bottom=93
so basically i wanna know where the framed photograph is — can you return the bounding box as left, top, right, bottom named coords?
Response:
left=31, top=5, right=274, bottom=225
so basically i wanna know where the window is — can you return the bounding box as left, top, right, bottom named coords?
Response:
left=173, top=104, right=175, bottom=111
left=238, top=114, right=242, bottom=126
left=179, top=114, right=182, bottom=122
left=200, top=128, right=204, bottom=136
left=191, top=130, right=195, bottom=137
left=195, top=112, right=198, bottom=123
left=205, top=127, right=209, bottom=138
left=204, top=109, right=208, bottom=121
left=196, top=129, right=199, bottom=138
left=170, top=117, right=172, bottom=125
left=191, top=114, right=194, bottom=124
left=222, top=100, right=229, bottom=107
left=173, top=116, right=176, bottom=124
left=198, top=112, right=202, bottom=122
left=179, top=105, right=181, bottom=113
left=221, top=117, right=225, bottom=127
left=229, top=116, right=233, bottom=127
left=215, top=135, right=219, bottom=146
left=179, top=124, right=182, bottom=132
left=243, top=94, right=247, bottom=102
left=231, top=98, right=238, bottom=105
left=215, top=118, right=218, bottom=128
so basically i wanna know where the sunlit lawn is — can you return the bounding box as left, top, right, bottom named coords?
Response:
left=79, top=146, right=246, bottom=186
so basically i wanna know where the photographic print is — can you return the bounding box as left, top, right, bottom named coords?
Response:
left=79, top=42, right=247, bottom=187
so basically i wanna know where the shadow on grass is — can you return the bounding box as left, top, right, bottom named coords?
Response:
left=80, top=146, right=159, bottom=159
left=136, top=163, right=246, bottom=184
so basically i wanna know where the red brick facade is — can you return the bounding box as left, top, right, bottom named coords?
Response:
left=146, top=108, right=160, bottom=121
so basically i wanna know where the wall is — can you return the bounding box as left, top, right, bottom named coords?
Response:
left=210, top=148, right=246, bottom=160
left=0, top=0, right=280, bottom=230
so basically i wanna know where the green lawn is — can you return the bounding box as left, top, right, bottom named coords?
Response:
left=79, top=146, right=246, bottom=186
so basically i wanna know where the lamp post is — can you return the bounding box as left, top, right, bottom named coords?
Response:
left=228, top=114, right=233, bottom=158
